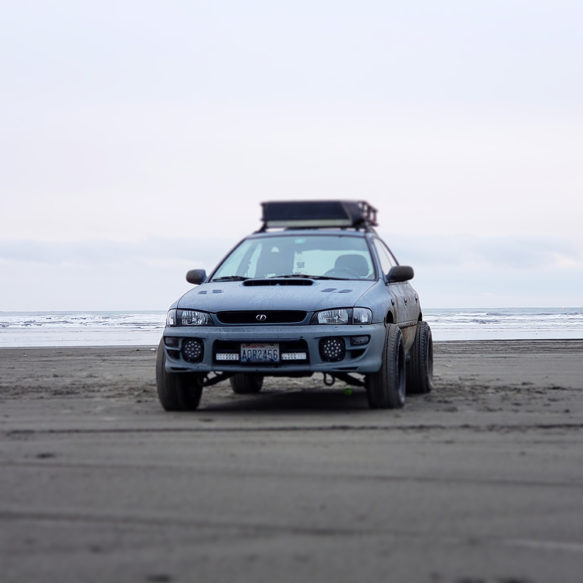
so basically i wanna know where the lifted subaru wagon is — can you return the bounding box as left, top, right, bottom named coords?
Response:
left=156, top=200, right=433, bottom=410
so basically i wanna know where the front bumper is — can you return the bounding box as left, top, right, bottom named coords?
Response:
left=162, top=323, right=386, bottom=375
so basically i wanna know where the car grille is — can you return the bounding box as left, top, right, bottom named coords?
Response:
left=216, top=310, right=307, bottom=324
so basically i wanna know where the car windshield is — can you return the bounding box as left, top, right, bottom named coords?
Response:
left=211, top=234, right=375, bottom=281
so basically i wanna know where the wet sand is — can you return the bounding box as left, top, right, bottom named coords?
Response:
left=1, top=341, right=582, bottom=582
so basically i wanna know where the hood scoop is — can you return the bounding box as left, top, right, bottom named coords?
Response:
left=243, top=279, right=313, bottom=287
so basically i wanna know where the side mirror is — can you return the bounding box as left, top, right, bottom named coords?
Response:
left=386, top=265, right=414, bottom=283
left=186, top=269, right=207, bottom=285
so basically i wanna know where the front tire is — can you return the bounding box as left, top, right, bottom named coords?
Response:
left=366, top=324, right=406, bottom=409
left=156, top=340, right=203, bottom=411
left=406, top=321, right=434, bottom=395
left=230, top=374, right=264, bottom=394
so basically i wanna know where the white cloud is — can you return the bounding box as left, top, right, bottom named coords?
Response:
left=1, top=1, right=582, bottom=309
left=0, top=234, right=581, bottom=310
left=388, top=234, right=583, bottom=271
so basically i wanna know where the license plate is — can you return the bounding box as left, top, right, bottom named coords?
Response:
left=240, top=343, right=279, bottom=363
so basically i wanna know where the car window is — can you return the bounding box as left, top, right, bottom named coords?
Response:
left=212, top=235, right=375, bottom=280
left=373, top=239, right=397, bottom=274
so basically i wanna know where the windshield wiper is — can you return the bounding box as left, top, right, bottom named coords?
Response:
left=268, top=274, right=349, bottom=280
left=212, top=275, right=249, bottom=282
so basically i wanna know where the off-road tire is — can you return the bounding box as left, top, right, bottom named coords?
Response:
left=230, top=374, right=264, bottom=394
left=406, top=321, right=434, bottom=395
left=156, top=340, right=203, bottom=411
left=366, top=324, right=406, bottom=409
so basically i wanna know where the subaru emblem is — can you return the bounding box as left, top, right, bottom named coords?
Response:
left=256, top=314, right=268, bottom=322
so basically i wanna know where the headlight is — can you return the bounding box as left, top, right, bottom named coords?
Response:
left=313, top=307, right=372, bottom=325
left=315, top=308, right=350, bottom=325
left=166, top=309, right=211, bottom=327
left=353, top=307, right=373, bottom=324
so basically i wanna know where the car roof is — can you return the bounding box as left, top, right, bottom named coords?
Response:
left=246, top=229, right=372, bottom=239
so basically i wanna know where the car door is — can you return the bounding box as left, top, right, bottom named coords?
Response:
left=373, top=238, right=418, bottom=345
left=373, top=238, right=403, bottom=319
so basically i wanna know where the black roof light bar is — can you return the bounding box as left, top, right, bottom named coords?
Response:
left=260, top=200, right=378, bottom=231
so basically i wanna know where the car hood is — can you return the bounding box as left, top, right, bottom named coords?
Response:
left=176, top=279, right=377, bottom=312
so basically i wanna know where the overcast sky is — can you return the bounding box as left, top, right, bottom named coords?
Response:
left=1, top=0, right=582, bottom=310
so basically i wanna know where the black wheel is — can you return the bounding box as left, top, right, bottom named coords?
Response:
left=406, top=321, right=434, bottom=395
left=366, top=324, right=406, bottom=409
left=230, top=374, right=264, bottom=394
left=156, top=340, right=203, bottom=411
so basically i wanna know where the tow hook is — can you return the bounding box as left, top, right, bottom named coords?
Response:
left=323, top=373, right=336, bottom=386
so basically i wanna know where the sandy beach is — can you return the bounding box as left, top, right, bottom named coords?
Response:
left=1, top=340, right=582, bottom=582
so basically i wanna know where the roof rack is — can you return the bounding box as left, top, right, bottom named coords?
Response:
left=260, top=200, right=378, bottom=232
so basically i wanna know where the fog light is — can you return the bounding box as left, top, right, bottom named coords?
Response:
left=350, top=335, right=370, bottom=346
left=319, top=337, right=346, bottom=362
left=182, top=339, right=204, bottom=363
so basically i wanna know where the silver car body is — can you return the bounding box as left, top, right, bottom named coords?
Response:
left=162, top=228, right=421, bottom=377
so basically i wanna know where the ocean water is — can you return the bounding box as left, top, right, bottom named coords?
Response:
left=424, top=307, right=583, bottom=341
left=0, top=312, right=166, bottom=348
left=0, top=308, right=582, bottom=347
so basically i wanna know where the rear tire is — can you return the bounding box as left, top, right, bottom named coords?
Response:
left=366, top=324, right=406, bottom=409
left=406, top=321, right=434, bottom=395
left=156, top=340, right=203, bottom=411
left=230, top=374, right=264, bottom=394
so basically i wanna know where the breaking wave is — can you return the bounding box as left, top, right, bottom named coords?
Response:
left=0, top=308, right=582, bottom=346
